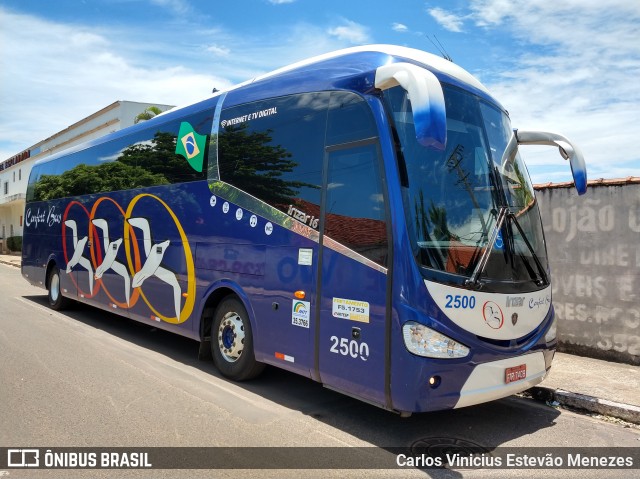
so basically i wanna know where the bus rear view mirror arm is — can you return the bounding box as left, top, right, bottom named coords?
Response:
left=375, top=62, right=447, bottom=150
left=502, top=129, right=588, bottom=195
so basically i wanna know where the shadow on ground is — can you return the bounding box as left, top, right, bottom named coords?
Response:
left=22, top=294, right=561, bottom=477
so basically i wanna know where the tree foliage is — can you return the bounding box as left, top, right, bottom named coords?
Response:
left=32, top=132, right=186, bottom=201
left=218, top=124, right=316, bottom=207
left=134, top=106, right=164, bottom=124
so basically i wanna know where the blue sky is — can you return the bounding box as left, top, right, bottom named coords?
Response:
left=1, top=0, right=639, bottom=184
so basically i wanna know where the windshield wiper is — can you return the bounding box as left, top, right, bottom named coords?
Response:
left=509, top=213, right=549, bottom=287
left=465, top=206, right=549, bottom=289
left=465, top=206, right=508, bottom=289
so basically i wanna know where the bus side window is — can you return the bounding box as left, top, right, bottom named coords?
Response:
left=217, top=92, right=328, bottom=225
left=326, top=91, right=378, bottom=145
left=325, top=143, right=389, bottom=267
left=324, top=92, right=388, bottom=267
left=25, top=164, right=41, bottom=202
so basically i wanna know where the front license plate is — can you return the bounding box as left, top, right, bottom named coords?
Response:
left=505, top=364, right=527, bottom=384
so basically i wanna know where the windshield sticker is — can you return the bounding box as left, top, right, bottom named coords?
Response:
left=292, top=300, right=310, bottom=328
left=221, top=107, right=278, bottom=128
left=332, top=298, right=370, bottom=323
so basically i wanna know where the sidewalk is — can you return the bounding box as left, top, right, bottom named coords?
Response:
left=0, top=253, right=21, bottom=268
left=532, top=352, right=640, bottom=423
left=1, top=254, right=639, bottom=422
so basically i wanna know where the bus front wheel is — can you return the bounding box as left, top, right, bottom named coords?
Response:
left=211, top=296, right=264, bottom=381
left=47, top=265, right=69, bottom=311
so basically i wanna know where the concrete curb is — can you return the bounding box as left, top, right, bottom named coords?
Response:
left=529, top=386, right=640, bottom=425
left=0, top=259, right=20, bottom=268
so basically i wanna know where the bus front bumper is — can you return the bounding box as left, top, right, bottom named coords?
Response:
left=454, top=351, right=548, bottom=409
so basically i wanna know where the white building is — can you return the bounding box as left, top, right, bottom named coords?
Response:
left=0, top=101, right=173, bottom=253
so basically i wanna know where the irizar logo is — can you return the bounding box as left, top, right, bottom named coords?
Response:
left=175, top=122, right=207, bottom=172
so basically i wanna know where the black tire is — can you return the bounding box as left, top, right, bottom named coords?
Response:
left=47, top=265, right=69, bottom=311
left=211, top=296, right=264, bottom=381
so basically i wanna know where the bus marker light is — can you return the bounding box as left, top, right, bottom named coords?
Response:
left=182, top=292, right=188, bottom=298
left=275, top=352, right=295, bottom=363
left=294, top=291, right=306, bottom=299
left=428, top=376, right=441, bottom=388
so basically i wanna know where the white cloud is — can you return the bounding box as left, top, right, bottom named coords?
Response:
left=0, top=8, right=231, bottom=160
left=268, top=0, right=297, bottom=4
left=0, top=8, right=377, bottom=161
left=327, top=19, right=371, bottom=44
left=428, top=7, right=464, bottom=33
left=392, top=23, right=409, bottom=33
left=206, top=44, right=231, bottom=57
left=465, top=0, right=640, bottom=183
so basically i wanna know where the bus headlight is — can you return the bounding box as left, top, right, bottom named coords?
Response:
left=402, top=321, right=469, bottom=359
left=545, top=316, right=557, bottom=343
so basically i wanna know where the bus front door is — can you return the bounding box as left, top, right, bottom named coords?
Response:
left=316, top=142, right=389, bottom=408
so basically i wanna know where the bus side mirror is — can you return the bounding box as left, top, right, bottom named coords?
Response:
left=375, top=62, right=447, bottom=150
left=515, top=130, right=587, bottom=195
left=501, top=129, right=587, bottom=195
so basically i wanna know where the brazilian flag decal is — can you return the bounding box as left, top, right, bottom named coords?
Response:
left=175, top=122, right=207, bottom=172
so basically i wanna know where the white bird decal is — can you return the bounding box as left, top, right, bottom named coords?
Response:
left=91, top=218, right=131, bottom=306
left=64, top=219, right=94, bottom=295
left=127, top=217, right=182, bottom=320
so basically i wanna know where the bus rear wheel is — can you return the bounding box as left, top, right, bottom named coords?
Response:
left=47, top=265, right=69, bottom=311
left=211, top=296, right=264, bottom=381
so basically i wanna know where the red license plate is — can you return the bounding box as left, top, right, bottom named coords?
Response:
left=505, top=364, right=527, bottom=384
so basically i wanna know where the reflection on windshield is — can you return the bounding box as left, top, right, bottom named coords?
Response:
left=384, top=84, right=549, bottom=292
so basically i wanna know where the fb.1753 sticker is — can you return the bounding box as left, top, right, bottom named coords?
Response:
left=332, top=298, right=370, bottom=323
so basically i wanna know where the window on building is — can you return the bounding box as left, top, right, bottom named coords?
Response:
left=13, top=171, right=15, bottom=182
left=19, top=169, right=21, bottom=181
left=3, top=182, right=8, bottom=195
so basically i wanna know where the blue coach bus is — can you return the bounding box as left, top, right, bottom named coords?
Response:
left=22, top=45, right=587, bottom=415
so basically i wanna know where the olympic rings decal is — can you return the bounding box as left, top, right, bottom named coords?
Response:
left=62, top=193, right=195, bottom=324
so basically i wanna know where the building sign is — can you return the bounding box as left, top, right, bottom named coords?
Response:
left=0, top=150, right=30, bottom=172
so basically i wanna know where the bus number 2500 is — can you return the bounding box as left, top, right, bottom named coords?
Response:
left=445, top=294, right=476, bottom=309
left=329, top=336, right=369, bottom=361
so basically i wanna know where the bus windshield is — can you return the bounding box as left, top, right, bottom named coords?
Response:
left=384, top=84, right=548, bottom=292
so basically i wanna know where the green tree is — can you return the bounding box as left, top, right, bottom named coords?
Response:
left=118, top=132, right=202, bottom=184
left=33, top=162, right=168, bottom=201
left=218, top=124, right=316, bottom=207
left=134, top=106, right=164, bottom=124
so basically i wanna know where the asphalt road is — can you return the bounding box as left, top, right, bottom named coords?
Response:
left=1, top=263, right=639, bottom=478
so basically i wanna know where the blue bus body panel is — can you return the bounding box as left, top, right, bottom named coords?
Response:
left=22, top=46, right=550, bottom=413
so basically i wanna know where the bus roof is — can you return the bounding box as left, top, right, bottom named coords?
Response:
left=33, top=44, right=499, bottom=167
left=244, top=44, right=491, bottom=97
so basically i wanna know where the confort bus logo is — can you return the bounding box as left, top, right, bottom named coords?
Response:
left=62, top=193, right=195, bottom=324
